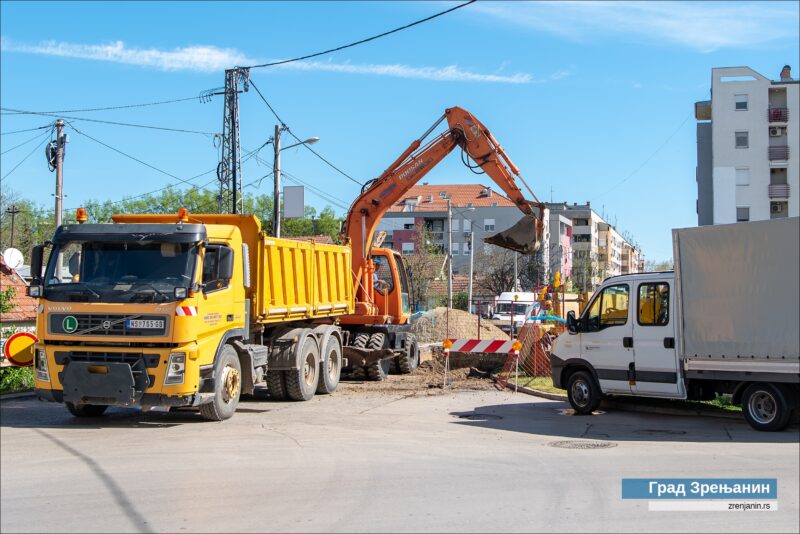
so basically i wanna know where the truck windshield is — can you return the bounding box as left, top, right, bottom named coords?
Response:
left=43, top=241, right=197, bottom=303
left=496, top=303, right=530, bottom=315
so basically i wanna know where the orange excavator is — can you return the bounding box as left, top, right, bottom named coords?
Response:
left=339, top=106, right=545, bottom=380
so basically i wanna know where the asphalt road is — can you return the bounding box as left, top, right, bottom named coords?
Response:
left=1, top=388, right=798, bottom=533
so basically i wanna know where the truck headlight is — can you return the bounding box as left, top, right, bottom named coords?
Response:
left=35, top=349, right=50, bottom=382
left=164, top=352, right=186, bottom=385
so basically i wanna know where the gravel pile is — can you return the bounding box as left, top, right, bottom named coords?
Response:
left=411, top=307, right=509, bottom=343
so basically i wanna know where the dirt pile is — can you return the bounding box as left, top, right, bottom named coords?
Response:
left=411, top=307, right=509, bottom=343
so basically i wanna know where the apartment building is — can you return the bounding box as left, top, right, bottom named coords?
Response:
left=375, top=183, right=545, bottom=274
left=695, top=65, right=799, bottom=225
left=548, top=211, right=573, bottom=280
left=621, top=242, right=643, bottom=275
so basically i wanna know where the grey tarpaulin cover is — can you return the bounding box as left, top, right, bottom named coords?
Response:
left=673, top=217, right=799, bottom=360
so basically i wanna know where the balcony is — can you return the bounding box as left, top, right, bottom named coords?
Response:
left=768, top=145, right=790, bottom=161
left=768, top=108, right=789, bottom=123
left=768, top=184, right=790, bottom=199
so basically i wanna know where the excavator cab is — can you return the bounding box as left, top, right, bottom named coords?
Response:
left=370, top=249, right=412, bottom=324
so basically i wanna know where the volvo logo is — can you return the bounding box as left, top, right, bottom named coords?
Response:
left=102, top=320, right=111, bottom=330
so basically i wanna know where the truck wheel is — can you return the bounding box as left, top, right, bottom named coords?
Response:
left=742, top=383, right=792, bottom=432
left=199, top=345, right=241, bottom=421
left=286, top=336, right=320, bottom=401
left=66, top=403, right=108, bottom=417
left=395, top=335, right=420, bottom=374
left=567, top=371, right=602, bottom=415
left=267, top=370, right=288, bottom=401
left=317, top=336, right=342, bottom=394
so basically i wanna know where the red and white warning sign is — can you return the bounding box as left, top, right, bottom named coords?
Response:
left=3, top=331, right=38, bottom=367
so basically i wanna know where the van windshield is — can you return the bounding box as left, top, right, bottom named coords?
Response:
left=496, top=303, right=529, bottom=315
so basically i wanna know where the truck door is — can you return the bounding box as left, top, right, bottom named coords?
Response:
left=580, top=283, right=632, bottom=394
left=632, top=281, right=681, bottom=397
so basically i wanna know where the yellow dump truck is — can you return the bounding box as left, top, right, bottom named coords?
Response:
left=28, top=210, right=360, bottom=420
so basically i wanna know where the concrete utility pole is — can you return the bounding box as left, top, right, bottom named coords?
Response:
left=514, top=252, right=518, bottom=292
left=447, top=198, right=453, bottom=309
left=6, top=204, right=20, bottom=248
left=468, top=230, right=474, bottom=313
left=273, top=124, right=282, bottom=238
left=55, top=119, right=65, bottom=228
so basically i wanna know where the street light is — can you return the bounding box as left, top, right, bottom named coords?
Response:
left=272, top=126, right=319, bottom=238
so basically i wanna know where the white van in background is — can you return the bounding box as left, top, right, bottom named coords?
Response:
left=492, top=291, right=539, bottom=334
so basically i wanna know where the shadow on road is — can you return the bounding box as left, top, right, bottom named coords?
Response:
left=450, top=400, right=800, bottom=444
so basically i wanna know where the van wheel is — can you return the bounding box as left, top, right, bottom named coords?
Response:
left=66, top=403, right=108, bottom=417
left=317, top=336, right=342, bottom=394
left=567, top=371, right=601, bottom=415
left=285, top=336, right=320, bottom=401
left=742, top=383, right=792, bottom=432
left=199, top=345, right=241, bottom=421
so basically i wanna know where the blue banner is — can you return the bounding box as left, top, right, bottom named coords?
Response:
left=622, top=478, right=777, bottom=499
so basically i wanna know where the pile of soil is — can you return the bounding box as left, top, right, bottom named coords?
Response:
left=411, top=307, right=509, bottom=343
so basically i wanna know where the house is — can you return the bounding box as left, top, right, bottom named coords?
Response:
left=0, top=256, right=37, bottom=329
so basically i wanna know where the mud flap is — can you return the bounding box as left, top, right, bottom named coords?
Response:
left=62, top=362, right=140, bottom=405
left=483, top=215, right=541, bottom=255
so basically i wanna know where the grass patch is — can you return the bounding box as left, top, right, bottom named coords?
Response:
left=507, top=374, right=741, bottom=413
left=0, top=367, right=34, bottom=395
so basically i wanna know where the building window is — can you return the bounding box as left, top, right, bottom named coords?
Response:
left=451, top=219, right=459, bottom=232
left=463, top=219, right=471, bottom=232
left=736, top=206, right=750, bottom=222
left=451, top=242, right=460, bottom=254
left=403, top=223, right=415, bottom=230
left=735, top=167, right=750, bottom=186
left=574, top=218, right=589, bottom=226
left=734, top=94, right=748, bottom=111
left=484, top=219, right=495, bottom=232
left=735, top=131, right=748, bottom=149
left=401, top=242, right=414, bottom=255
left=463, top=243, right=470, bottom=255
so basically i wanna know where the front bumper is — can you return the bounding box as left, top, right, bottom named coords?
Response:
left=36, top=387, right=199, bottom=408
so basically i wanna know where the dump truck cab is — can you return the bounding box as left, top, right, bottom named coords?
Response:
left=31, top=214, right=249, bottom=414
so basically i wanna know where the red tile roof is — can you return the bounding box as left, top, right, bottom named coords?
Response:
left=0, top=257, right=37, bottom=323
left=387, top=184, right=516, bottom=213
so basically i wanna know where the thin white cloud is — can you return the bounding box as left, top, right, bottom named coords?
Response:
left=471, top=1, right=799, bottom=52
left=0, top=39, right=550, bottom=84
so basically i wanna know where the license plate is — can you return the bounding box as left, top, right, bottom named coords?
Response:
left=126, top=319, right=164, bottom=329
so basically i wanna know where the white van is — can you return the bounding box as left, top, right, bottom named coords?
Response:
left=550, top=218, right=799, bottom=431
left=492, top=291, right=539, bottom=334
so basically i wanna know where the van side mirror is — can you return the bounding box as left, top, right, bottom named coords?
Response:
left=218, top=246, right=234, bottom=280
left=566, top=310, right=579, bottom=334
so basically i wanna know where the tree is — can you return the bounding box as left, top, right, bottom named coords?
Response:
left=452, top=291, right=469, bottom=311
left=402, top=225, right=445, bottom=311
left=572, top=250, right=599, bottom=293
left=644, top=259, right=673, bottom=271
left=0, top=190, right=56, bottom=263
left=0, top=287, right=15, bottom=315
left=474, top=247, right=518, bottom=296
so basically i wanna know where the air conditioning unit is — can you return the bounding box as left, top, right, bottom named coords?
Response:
left=769, top=127, right=783, bottom=137
left=771, top=203, right=784, bottom=213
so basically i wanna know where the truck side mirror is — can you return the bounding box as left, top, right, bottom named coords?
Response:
left=566, top=310, right=579, bottom=334
left=218, top=246, right=234, bottom=280
left=30, top=244, right=45, bottom=282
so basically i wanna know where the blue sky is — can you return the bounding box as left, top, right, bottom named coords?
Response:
left=1, top=1, right=798, bottom=261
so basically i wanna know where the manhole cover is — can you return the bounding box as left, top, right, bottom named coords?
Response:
left=453, top=412, right=503, bottom=421
left=549, top=440, right=617, bottom=449
left=556, top=409, right=605, bottom=416
left=634, top=429, right=687, bottom=436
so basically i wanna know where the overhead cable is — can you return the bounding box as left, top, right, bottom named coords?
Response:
left=0, top=124, right=53, bottom=136
left=1, top=129, right=51, bottom=156
left=0, top=93, right=218, bottom=115
left=1, top=134, right=51, bottom=181
left=243, top=0, right=476, bottom=69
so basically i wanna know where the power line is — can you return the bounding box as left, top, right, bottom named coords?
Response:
left=248, top=78, right=363, bottom=186
left=0, top=93, right=216, bottom=115
left=243, top=0, right=476, bottom=69
left=1, top=129, right=51, bottom=156
left=66, top=122, right=205, bottom=189
left=1, top=132, right=51, bottom=181
left=592, top=112, right=693, bottom=201
left=1, top=108, right=216, bottom=137
left=0, top=124, right=53, bottom=136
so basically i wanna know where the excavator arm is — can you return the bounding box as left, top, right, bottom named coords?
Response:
left=344, top=106, right=544, bottom=319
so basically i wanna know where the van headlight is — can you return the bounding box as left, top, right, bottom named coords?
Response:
left=164, top=352, right=186, bottom=385
left=35, top=349, right=50, bottom=382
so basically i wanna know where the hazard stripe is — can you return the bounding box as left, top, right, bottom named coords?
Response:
left=459, top=339, right=481, bottom=353
left=484, top=339, right=507, bottom=353
left=444, top=338, right=516, bottom=353
left=176, top=306, right=198, bottom=316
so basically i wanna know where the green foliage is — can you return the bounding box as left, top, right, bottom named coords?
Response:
left=0, top=367, right=34, bottom=394
left=453, top=291, right=469, bottom=311
left=0, top=287, right=15, bottom=314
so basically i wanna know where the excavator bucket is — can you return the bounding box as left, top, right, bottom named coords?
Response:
left=483, top=215, right=542, bottom=255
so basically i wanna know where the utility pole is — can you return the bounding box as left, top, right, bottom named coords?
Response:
left=273, top=124, right=282, bottom=238
left=218, top=68, right=249, bottom=214
left=55, top=119, right=65, bottom=228
left=6, top=204, right=20, bottom=248
left=468, top=230, right=474, bottom=313
left=447, top=198, right=453, bottom=309
left=514, top=252, right=518, bottom=292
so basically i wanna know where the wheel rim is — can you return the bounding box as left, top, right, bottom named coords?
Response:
left=304, top=353, right=317, bottom=386
left=328, top=350, right=339, bottom=381
left=571, top=379, right=590, bottom=407
left=221, top=366, right=240, bottom=403
left=747, top=390, right=777, bottom=424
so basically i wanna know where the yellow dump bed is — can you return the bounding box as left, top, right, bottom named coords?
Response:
left=255, top=236, right=354, bottom=323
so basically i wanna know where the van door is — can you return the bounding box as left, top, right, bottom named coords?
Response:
left=632, top=280, right=681, bottom=397
left=580, top=283, right=633, bottom=394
